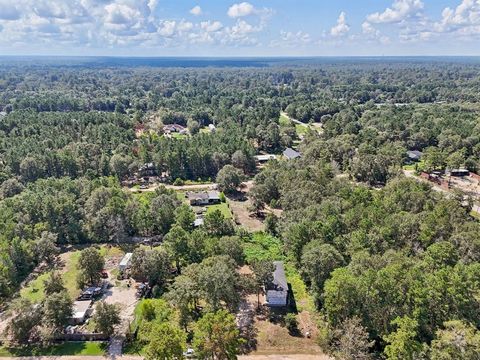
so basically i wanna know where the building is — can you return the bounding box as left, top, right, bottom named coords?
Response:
left=265, top=261, right=289, bottom=308
left=407, top=150, right=423, bottom=162
left=187, top=191, right=221, bottom=206
left=138, top=162, right=158, bottom=177
left=449, top=169, right=470, bottom=177
left=70, top=300, right=93, bottom=325
left=119, top=252, right=133, bottom=272
left=283, top=148, right=301, bottom=160
left=255, top=154, right=277, bottom=163
left=163, top=124, right=186, bottom=134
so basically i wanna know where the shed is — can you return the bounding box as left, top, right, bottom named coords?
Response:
left=265, top=261, right=289, bottom=308
left=70, top=300, right=93, bottom=325
left=407, top=150, right=423, bottom=162
left=449, top=169, right=470, bottom=177
left=255, top=154, right=277, bottom=163
left=119, top=252, right=133, bottom=272
left=283, top=148, right=301, bottom=160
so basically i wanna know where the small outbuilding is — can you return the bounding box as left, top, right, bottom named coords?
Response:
left=119, top=252, right=133, bottom=272
left=70, top=300, right=93, bottom=325
left=265, top=261, right=289, bottom=308
left=448, top=169, right=470, bottom=177
left=283, top=148, right=301, bottom=160
left=255, top=154, right=277, bottom=163
left=407, top=150, right=423, bottom=162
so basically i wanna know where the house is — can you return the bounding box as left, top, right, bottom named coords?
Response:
left=187, top=191, right=221, bottom=206
left=163, top=124, right=186, bottom=134
left=407, top=150, right=423, bottom=162
left=265, top=261, right=289, bottom=308
left=255, top=154, right=277, bottom=163
left=138, top=162, right=158, bottom=177
left=448, top=169, right=470, bottom=177
left=70, top=300, right=93, bottom=325
left=119, top=252, right=133, bottom=272
left=283, top=148, right=301, bottom=160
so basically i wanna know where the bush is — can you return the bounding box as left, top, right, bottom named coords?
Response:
left=285, top=313, right=299, bottom=335
left=219, top=192, right=226, bottom=203
left=173, top=178, right=184, bottom=186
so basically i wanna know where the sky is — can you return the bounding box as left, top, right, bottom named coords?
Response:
left=0, top=0, right=479, bottom=56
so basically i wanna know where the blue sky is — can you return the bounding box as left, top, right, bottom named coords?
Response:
left=0, top=0, right=479, bottom=56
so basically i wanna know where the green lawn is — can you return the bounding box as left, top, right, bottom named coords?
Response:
left=403, top=159, right=425, bottom=171
left=171, top=132, right=188, bottom=139
left=206, top=202, right=233, bottom=219
left=279, top=113, right=292, bottom=127
left=243, top=232, right=313, bottom=311
left=295, top=123, right=309, bottom=136
left=20, top=249, right=83, bottom=303
left=0, top=342, right=106, bottom=357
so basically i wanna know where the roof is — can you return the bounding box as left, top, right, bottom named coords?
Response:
left=255, top=154, right=277, bottom=161
left=266, top=261, right=288, bottom=306
left=194, top=218, right=204, bottom=227
left=407, top=150, right=423, bottom=159
left=207, top=191, right=220, bottom=200
left=188, top=192, right=209, bottom=201
left=72, top=300, right=92, bottom=319
left=119, top=253, right=133, bottom=267
left=283, top=148, right=301, bottom=160
left=188, top=191, right=220, bottom=201
left=164, top=124, right=185, bottom=131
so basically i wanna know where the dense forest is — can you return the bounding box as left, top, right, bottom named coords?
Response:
left=0, top=58, right=480, bottom=359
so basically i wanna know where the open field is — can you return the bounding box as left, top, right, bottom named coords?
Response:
left=0, top=342, right=106, bottom=357
left=206, top=202, right=233, bottom=219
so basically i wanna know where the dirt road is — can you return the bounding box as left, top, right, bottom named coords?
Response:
left=128, top=183, right=217, bottom=192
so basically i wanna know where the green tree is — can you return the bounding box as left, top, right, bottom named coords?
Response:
left=193, top=310, right=242, bottom=360
left=42, top=291, right=73, bottom=331
left=164, top=225, right=190, bottom=273
left=4, top=299, right=42, bottom=346
left=77, top=247, right=105, bottom=287
left=174, top=205, right=195, bottom=231
left=204, top=209, right=235, bottom=237
left=130, top=247, right=171, bottom=289
left=251, top=260, right=275, bottom=308
left=384, top=316, right=422, bottom=360
left=431, top=320, right=480, bottom=360
left=145, top=322, right=187, bottom=360
left=92, top=302, right=121, bottom=336
left=334, top=317, right=374, bottom=360
left=34, top=231, right=59, bottom=267
left=216, top=165, right=244, bottom=193
left=43, top=272, right=66, bottom=295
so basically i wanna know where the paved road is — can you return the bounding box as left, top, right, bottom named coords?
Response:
left=1, top=355, right=331, bottom=360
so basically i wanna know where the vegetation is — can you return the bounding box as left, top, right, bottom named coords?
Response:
left=0, top=59, right=479, bottom=359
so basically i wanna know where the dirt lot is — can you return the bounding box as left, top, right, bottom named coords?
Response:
left=228, top=197, right=265, bottom=232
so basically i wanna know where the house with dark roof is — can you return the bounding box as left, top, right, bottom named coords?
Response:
left=283, top=148, right=301, bottom=160
left=265, top=261, right=289, bottom=308
left=187, top=191, right=221, bottom=206
left=407, top=150, right=423, bottom=162
left=163, top=124, right=187, bottom=134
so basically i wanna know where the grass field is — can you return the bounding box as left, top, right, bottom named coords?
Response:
left=0, top=342, right=106, bottom=357
left=21, top=250, right=81, bottom=302
left=279, top=113, right=292, bottom=127
left=295, top=123, right=309, bottom=136
left=206, top=202, right=233, bottom=219
left=403, top=159, right=425, bottom=171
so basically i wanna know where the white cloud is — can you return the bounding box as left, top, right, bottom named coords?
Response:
left=367, top=0, right=424, bottom=24
left=434, top=0, right=480, bottom=35
left=330, top=12, right=350, bottom=37
left=190, top=5, right=202, bottom=16
left=200, top=20, right=223, bottom=32
left=0, top=1, right=22, bottom=20
left=228, top=2, right=255, bottom=18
